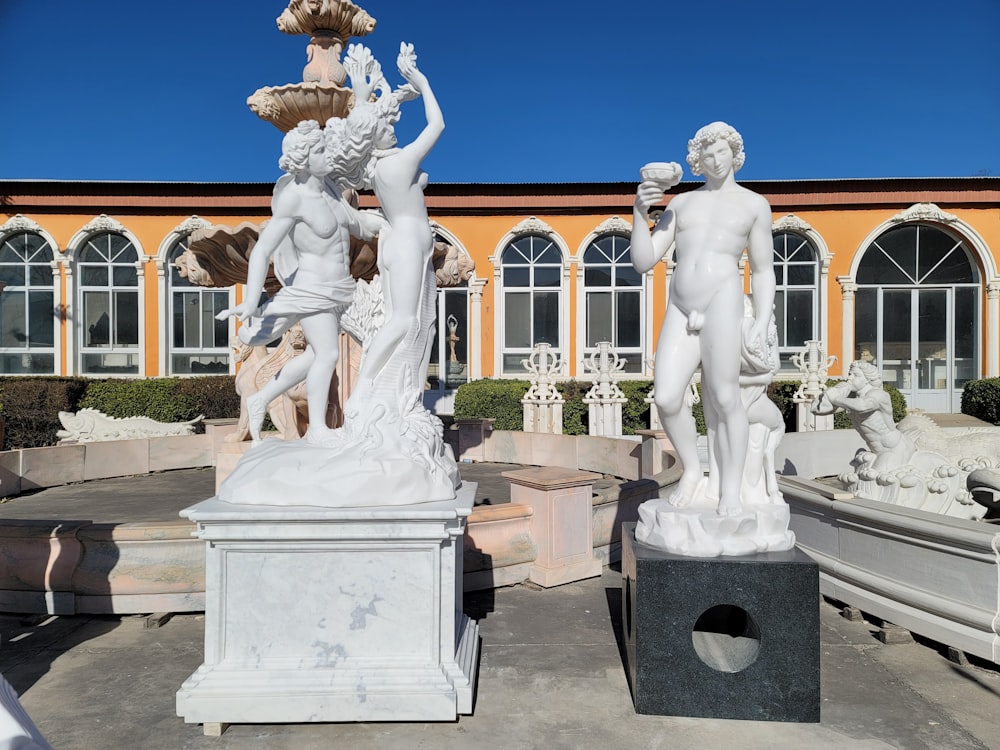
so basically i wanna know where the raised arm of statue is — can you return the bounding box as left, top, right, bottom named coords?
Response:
left=825, top=387, right=883, bottom=416
left=394, top=42, right=444, bottom=168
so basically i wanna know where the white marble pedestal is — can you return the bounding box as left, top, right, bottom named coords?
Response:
left=176, top=484, right=479, bottom=730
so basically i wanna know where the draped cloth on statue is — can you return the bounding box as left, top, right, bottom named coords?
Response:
left=219, top=257, right=460, bottom=507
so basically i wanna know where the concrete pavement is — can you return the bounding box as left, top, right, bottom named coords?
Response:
left=2, top=569, right=999, bottom=749
left=0, top=465, right=999, bottom=748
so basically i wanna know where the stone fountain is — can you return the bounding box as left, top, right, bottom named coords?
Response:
left=247, top=0, right=376, bottom=133
left=174, top=1, right=470, bottom=444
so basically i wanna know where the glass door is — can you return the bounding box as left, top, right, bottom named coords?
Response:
left=914, top=289, right=950, bottom=412
left=424, top=287, right=469, bottom=414
left=857, top=286, right=978, bottom=413
left=880, top=290, right=912, bottom=394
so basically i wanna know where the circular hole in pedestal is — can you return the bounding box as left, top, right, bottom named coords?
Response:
left=691, top=604, right=761, bottom=673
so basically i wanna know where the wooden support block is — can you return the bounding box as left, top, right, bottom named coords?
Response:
left=143, top=613, right=173, bottom=629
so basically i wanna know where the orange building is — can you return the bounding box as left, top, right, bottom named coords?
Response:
left=1, top=177, right=998, bottom=413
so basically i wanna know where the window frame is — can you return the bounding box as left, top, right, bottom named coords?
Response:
left=166, top=236, right=233, bottom=375
left=580, top=232, right=645, bottom=374
left=0, top=228, right=58, bottom=375
left=73, top=227, right=144, bottom=376
left=772, top=230, right=820, bottom=370
left=492, top=222, right=569, bottom=377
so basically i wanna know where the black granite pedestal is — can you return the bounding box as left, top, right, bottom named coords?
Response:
left=621, top=523, right=819, bottom=722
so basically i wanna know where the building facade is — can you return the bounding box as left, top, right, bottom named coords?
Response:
left=2, top=177, right=998, bottom=413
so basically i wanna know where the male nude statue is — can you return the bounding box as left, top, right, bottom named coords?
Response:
left=631, top=122, right=775, bottom=516
left=813, top=360, right=914, bottom=471
left=217, top=119, right=384, bottom=445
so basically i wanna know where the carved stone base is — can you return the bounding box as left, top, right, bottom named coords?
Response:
left=176, top=485, right=479, bottom=727
left=636, top=496, right=795, bottom=558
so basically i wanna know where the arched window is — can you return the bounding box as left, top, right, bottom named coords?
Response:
left=854, top=223, right=979, bottom=412
left=500, top=234, right=563, bottom=374
left=773, top=231, right=819, bottom=368
left=582, top=233, right=643, bottom=373
left=78, top=232, right=141, bottom=374
left=0, top=231, right=56, bottom=373
left=168, top=238, right=231, bottom=374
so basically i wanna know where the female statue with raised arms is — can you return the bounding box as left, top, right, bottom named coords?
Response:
left=347, top=42, right=444, bottom=403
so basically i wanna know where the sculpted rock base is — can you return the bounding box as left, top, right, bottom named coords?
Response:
left=219, top=388, right=459, bottom=507
left=636, top=482, right=795, bottom=558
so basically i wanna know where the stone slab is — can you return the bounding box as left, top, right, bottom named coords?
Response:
left=503, top=466, right=602, bottom=490
left=83, top=439, right=149, bottom=481
left=621, top=523, right=820, bottom=722
left=0, top=451, right=20, bottom=498
left=148, top=434, right=212, bottom=472
left=20, top=445, right=84, bottom=491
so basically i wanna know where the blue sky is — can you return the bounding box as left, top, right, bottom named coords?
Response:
left=1, top=0, right=997, bottom=184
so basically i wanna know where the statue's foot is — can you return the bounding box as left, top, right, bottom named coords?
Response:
left=666, top=474, right=701, bottom=507
left=305, top=425, right=340, bottom=447
left=247, top=394, right=267, bottom=445
left=717, top=498, right=743, bottom=517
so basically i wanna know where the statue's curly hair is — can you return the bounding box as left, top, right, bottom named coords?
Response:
left=325, top=105, right=381, bottom=190
left=686, top=121, right=745, bottom=175
left=851, top=360, right=882, bottom=386
left=278, top=120, right=325, bottom=174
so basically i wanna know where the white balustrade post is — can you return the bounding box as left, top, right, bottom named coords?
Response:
left=521, top=343, right=564, bottom=434
left=791, top=339, right=837, bottom=431
left=582, top=342, right=627, bottom=436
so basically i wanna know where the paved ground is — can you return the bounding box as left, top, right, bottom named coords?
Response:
left=1, top=462, right=999, bottom=748
left=0, top=462, right=519, bottom=523
left=2, top=572, right=1000, bottom=750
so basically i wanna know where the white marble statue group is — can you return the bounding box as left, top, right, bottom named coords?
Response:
left=216, top=42, right=460, bottom=506
left=215, top=42, right=792, bottom=543
left=631, top=122, right=795, bottom=556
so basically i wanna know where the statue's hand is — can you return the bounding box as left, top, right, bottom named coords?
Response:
left=397, top=42, right=427, bottom=92
left=394, top=82, right=420, bottom=103
left=635, top=180, right=667, bottom=213
left=215, top=300, right=259, bottom=323
left=751, top=321, right=769, bottom=353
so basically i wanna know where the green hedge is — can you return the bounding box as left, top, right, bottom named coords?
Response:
left=620, top=380, right=654, bottom=435
left=453, top=379, right=530, bottom=432
left=453, top=376, right=908, bottom=436
left=80, top=379, right=199, bottom=423
left=79, top=376, right=240, bottom=423
left=555, top=381, right=588, bottom=436
left=0, top=377, right=91, bottom=449
left=0, top=376, right=240, bottom=449
left=454, top=378, right=658, bottom=436
left=962, top=378, right=1000, bottom=424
